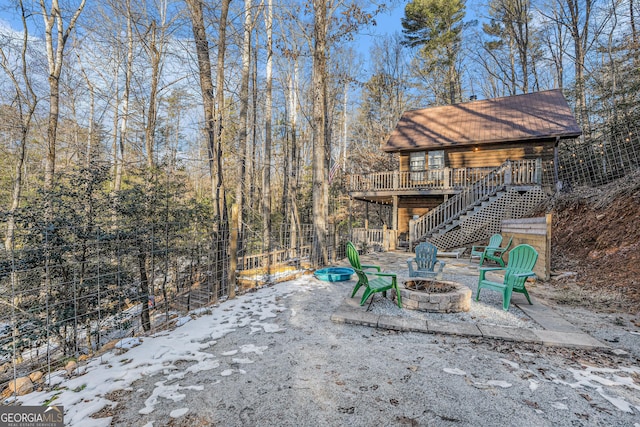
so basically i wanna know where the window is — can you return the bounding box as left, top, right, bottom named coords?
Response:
left=410, top=151, right=425, bottom=181
left=428, top=150, right=445, bottom=169
left=428, top=150, right=445, bottom=181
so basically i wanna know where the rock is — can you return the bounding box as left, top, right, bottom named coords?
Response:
left=29, top=371, right=44, bottom=382
left=6, top=376, right=34, bottom=396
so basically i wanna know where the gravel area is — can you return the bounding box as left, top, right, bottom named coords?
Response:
left=24, top=253, right=638, bottom=426
left=99, top=275, right=639, bottom=426
left=367, top=269, right=537, bottom=329
left=359, top=253, right=537, bottom=329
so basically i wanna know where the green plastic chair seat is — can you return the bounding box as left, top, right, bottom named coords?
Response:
left=470, top=233, right=503, bottom=263
left=476, top=244, right=538, bottom=311
left=346, top=242, right=402, bottom=309
left=346, top=241, right=382, bottom=298
left=479, top=236, right=513, bottom=267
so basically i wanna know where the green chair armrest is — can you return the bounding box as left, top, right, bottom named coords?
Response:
left=478, top=266, right=504, bottom=281
left=479, top=267, right=504, bottom=272
left=362, top=264, right=381, bottom=272
left=514, top=272, right=536, bottom=279
left=375, top=272, right=397, bottom=278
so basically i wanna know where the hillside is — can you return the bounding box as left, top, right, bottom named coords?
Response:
left=541, top=170, right=640, bottom=313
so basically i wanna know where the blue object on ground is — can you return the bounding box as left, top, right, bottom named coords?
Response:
left=314, top=267, right=355, bottom=282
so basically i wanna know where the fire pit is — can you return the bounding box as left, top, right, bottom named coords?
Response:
left=392, top=278, right=472, bottom=313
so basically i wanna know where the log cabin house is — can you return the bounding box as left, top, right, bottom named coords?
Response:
left=348, top=89, right=582, bottom=250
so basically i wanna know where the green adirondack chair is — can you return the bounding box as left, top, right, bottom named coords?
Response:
left=479, top=236, right=513, bottom=267
left=476, top=244, right=538, bottom=311
left=346, top=241, right=382, bottom=298
left=470, top=233, right=503, bottom=263
left=346, top=242, right=402, bottom=308
left=407, top=242, right=445, bottom=278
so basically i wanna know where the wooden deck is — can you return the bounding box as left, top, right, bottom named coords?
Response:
left=348, top=161, right=542, bottom=203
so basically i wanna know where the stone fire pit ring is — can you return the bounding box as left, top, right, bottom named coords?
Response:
left=392, top=278, right=472, bottom=313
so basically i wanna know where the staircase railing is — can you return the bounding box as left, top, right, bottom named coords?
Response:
left=409, top=159, right=541, bottom=246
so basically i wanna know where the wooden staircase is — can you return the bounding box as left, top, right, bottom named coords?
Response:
left=427, top=187, right=548, bottom=250
left=409, top=159, right=547, bottom=250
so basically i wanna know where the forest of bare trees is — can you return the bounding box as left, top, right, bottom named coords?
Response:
left=0, top=0, right=638, bottom=362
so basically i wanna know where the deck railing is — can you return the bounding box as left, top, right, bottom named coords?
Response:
left=348, top=167, right=496, bottom=192
left=351, top=226, right=398, bottom=252
left=348, top=162, right=543, bottom=193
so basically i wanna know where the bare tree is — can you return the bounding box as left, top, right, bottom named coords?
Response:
left=40, top=0, right=86, bottom=188
left=539, top=0, right=608, bottom=133
left=482, top=0, right=536, bottom=94
left=1, top=0, right=39, bottom=250
left=311, top=0, right=329, bottom=266
left=263, top=0, right=273, bottom=276
left=136, top=4, right=173, bottom=170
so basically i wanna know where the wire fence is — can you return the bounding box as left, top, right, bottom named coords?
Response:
left=0, top=209, right=353, bottom=400
left=557, top=114, right=640, bottom=188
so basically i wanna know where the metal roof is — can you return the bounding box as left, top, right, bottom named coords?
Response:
left=382, top=89, right=582, bottom=152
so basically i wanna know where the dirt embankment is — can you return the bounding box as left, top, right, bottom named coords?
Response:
left=539, top=171, right=640, bottom=313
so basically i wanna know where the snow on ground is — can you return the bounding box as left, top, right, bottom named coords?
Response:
left=6, top=272, right=640, bottom=426
left=11, top=277, right=316, bottom=426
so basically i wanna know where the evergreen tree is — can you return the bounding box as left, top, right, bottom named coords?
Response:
left=402, top=0, right=467, bottom=104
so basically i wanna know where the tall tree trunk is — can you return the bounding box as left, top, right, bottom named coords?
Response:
left=145, top=20, right=161, bottom=169
left=186, top=0, right=230, bottom=296
left=1, top=0, right=38, bottom=250
left=231, top=0, right=253, bottom=295
left=312, top=0, right=329, bottom=266
left=287, top=63, right=301, bottom=252
left=565, top=0, right=592, bottom=134
left=214, top=0, right=231, bottom=229
left=263, top=0, right=273, bottom=278
left=111, top=64, right=120, bottom=187
left=342, top=80, right=349, bottom=171
left=115, top=1, right=134, bottom=192
left=185, top=0, right=216, bottom=203
left=40, top=0, right=86, bottom=189
left=250, top=44, right=259, bottom=209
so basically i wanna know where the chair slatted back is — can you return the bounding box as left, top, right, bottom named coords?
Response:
left=346, top=241, right=362, bottom=269
left=414, top=242, right=438, bottom=271
left=504, top=244, right=538, bottom=291
left=487, top=233, right=503, bottom=248
left=346, top=241, right=369, bottom=287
